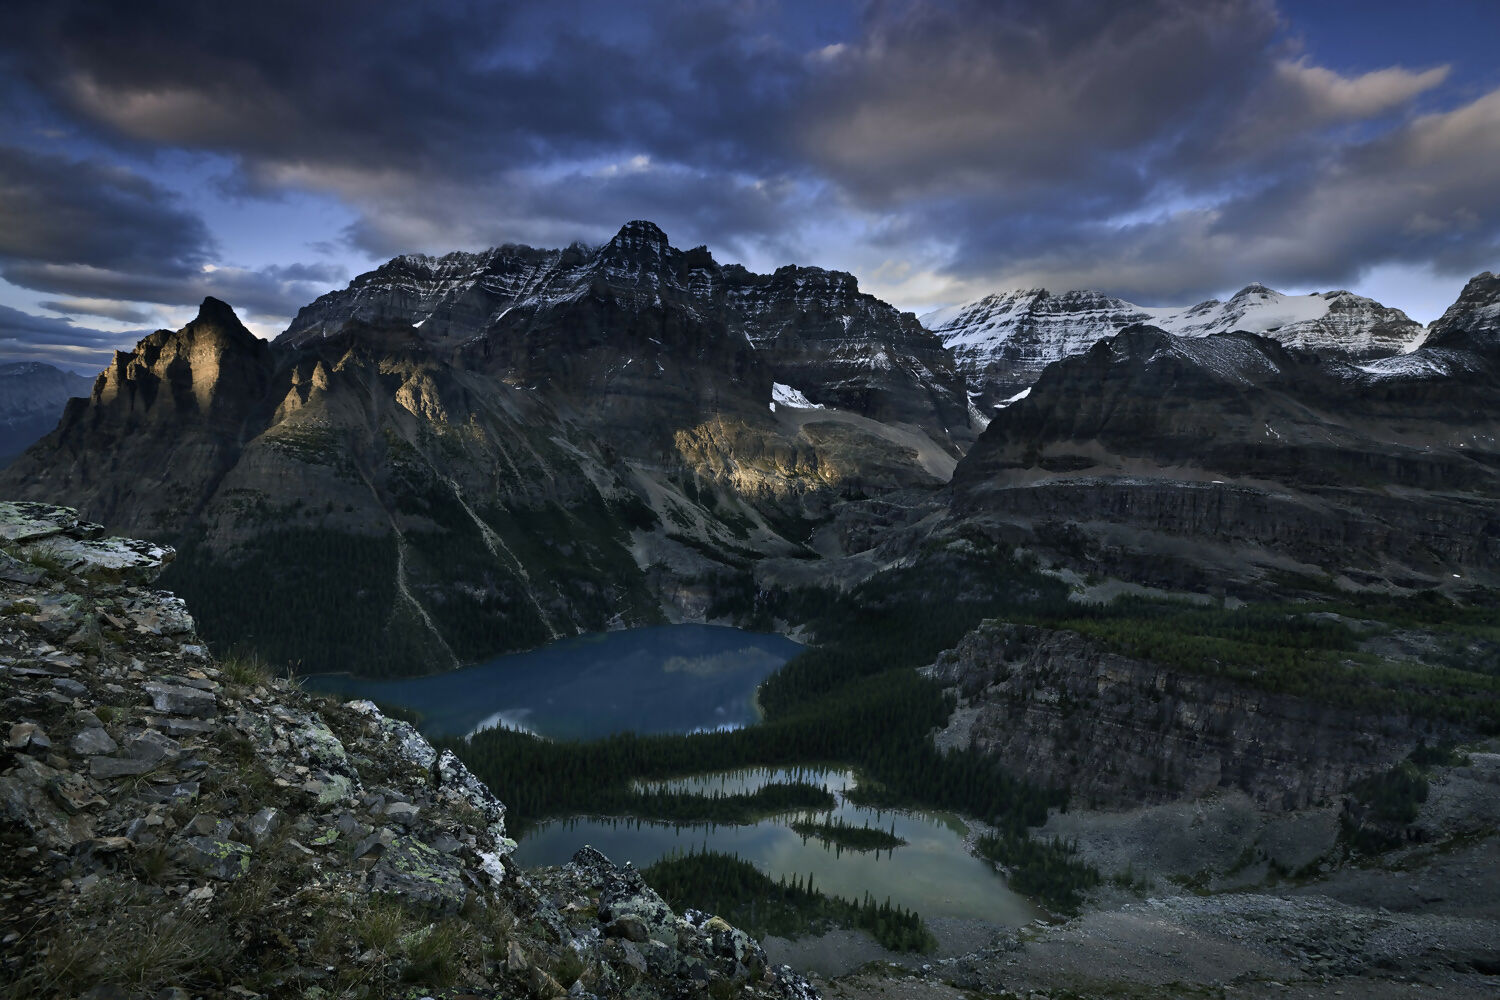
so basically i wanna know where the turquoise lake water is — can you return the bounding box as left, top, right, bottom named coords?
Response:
left=304, top=623, right=804, bottom=740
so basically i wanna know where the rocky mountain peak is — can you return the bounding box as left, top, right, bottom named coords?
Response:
left=1102, top=321, right=1171, bottom=350
left=764, top=263, right=861, bottom=300
left=593, top=219, right=681, bottom=292
left=191, top=295, right=249, bottom=334
left=0, top=360, right=92, bottom=392
left=0, top=300, right=276, bottom=530
left=2, top=361, right=60, bottom=378
left=1230, top=282, right=1275, bottom=300
left=925, top=278, right=1425, bottom=407
left=1426, top=270, right=1500, bottom=349
left=607, top=218, right=671, bottom=253
left=130, top=297, right=265, bottom=377
left=273, top=223, right=975, bottom=446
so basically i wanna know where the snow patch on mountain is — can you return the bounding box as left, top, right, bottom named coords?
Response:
left=769, top=382, right=823, bottom=412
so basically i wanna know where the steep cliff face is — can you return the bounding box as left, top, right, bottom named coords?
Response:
left=0, top=225, right=986, bottom=676
left=0, top=362, right=92, bottom=465
left=714, top=263, right=973, bottom=441
left=4, top=305, right=708, bottom=673
left=0, top=502, right=817, bottom=999
left=950, top=278, right=1500, bottom=590
left=10, top=298, right=276, bottom=534
left=922, top=283, right=1424, bottom=408
left=924, top=623, right=1436, bottom=810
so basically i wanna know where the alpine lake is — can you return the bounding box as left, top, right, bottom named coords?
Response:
left=307, top=624, right=1037, bottom=965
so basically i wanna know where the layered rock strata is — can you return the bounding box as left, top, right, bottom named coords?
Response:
left=924, top=622, right=1443, bottom=810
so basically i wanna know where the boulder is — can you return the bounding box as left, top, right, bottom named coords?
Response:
left=142, top=681, right=217, bottom=718
left=69, top=727, right=118, bottom=756
left=367, top=836, right=466, bottom=912
left=178, top=835, right=253, bottom=881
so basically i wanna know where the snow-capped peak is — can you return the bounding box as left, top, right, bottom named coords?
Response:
left=922, top=283, right=1425, bottom=406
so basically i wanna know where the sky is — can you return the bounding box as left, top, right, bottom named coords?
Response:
left=1, top=0, right=1497, bottom=372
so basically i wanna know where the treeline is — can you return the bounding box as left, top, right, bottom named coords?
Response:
left=757, top=541, right=1074, bottom=715
left=441, top=669, right=971, bottom=831
left=642, top=849, right=935, bottom=953
left=161, top=528, right=412, bottom=676
left=1035, top=598, right=1500, bottom=732
left=975, top=833, right=1100, bottom=915
left=443, top=661, right=1066, bottom=839
left=788, top=816, right=905, bottom=853
left=619, top=782, right=835, bottom=826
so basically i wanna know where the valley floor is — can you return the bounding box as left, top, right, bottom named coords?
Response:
left=780, top=747, right=1500, bottom=999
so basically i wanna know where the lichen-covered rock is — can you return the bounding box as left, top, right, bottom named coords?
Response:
left=0, top=500, right=93, bottom=543
left=25, top=534, right=174, bottom=584
left=347, top=700, right=438, bottom=769
left=177, top=835, right=252, bottom=881
left=435, top=747, right=510, bottom=848
left=1, top=500, right=174, bottom=585
left=368, top=836, right=467, bottom=912
left=542, top=846, right=818, bottom=997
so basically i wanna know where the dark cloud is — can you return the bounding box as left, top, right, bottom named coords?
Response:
left=2, top=260, right=348, bottom=321
left=6, top=1, right=803, bottom=184
left=0, top=0, right=822, bottom=305
left=0, top=0, right=1496, bottom=317
left=0, top=302, right=146, bottom=372
left=919, top=83, right=1500, bottom=301
left=0, top=145, right=213, bottom=274
left=798, top=0, right=1281, bottom=205
left=337, top=161, right=810, bottom=265
left=38, top=298, right=155, bottom=323
left=0, top=142, right=348, bottom=319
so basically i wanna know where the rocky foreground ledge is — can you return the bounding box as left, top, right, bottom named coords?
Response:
left=0, top=501, right=817, bottom=999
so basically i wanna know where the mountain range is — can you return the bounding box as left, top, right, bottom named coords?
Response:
left=0, top=223, right=979, bottom=675
left=0, top=361, right=92, bottom=466
left=952, top=272, right=1500, bottom=594
left=922, top=283, right=1426, bottom=407
left=1, top=221, right=1495, bottom=675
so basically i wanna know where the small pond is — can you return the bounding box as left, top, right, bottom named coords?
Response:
left=514, top=766, right=1037, bottom=926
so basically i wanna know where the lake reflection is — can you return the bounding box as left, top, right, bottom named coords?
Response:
left=304, top=624, right=803, bottom=739
left=515, top=767, right=1037, bottom=926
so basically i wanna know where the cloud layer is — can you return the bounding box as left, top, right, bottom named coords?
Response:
left=1, top=0, right=1497, bottom=365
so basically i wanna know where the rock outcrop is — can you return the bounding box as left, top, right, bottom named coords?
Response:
left=0, top=501, right=817, bottom=999
left=924, top=622, right=1443, bottom=810
left=1426, top=270, right=1500, bottom=349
